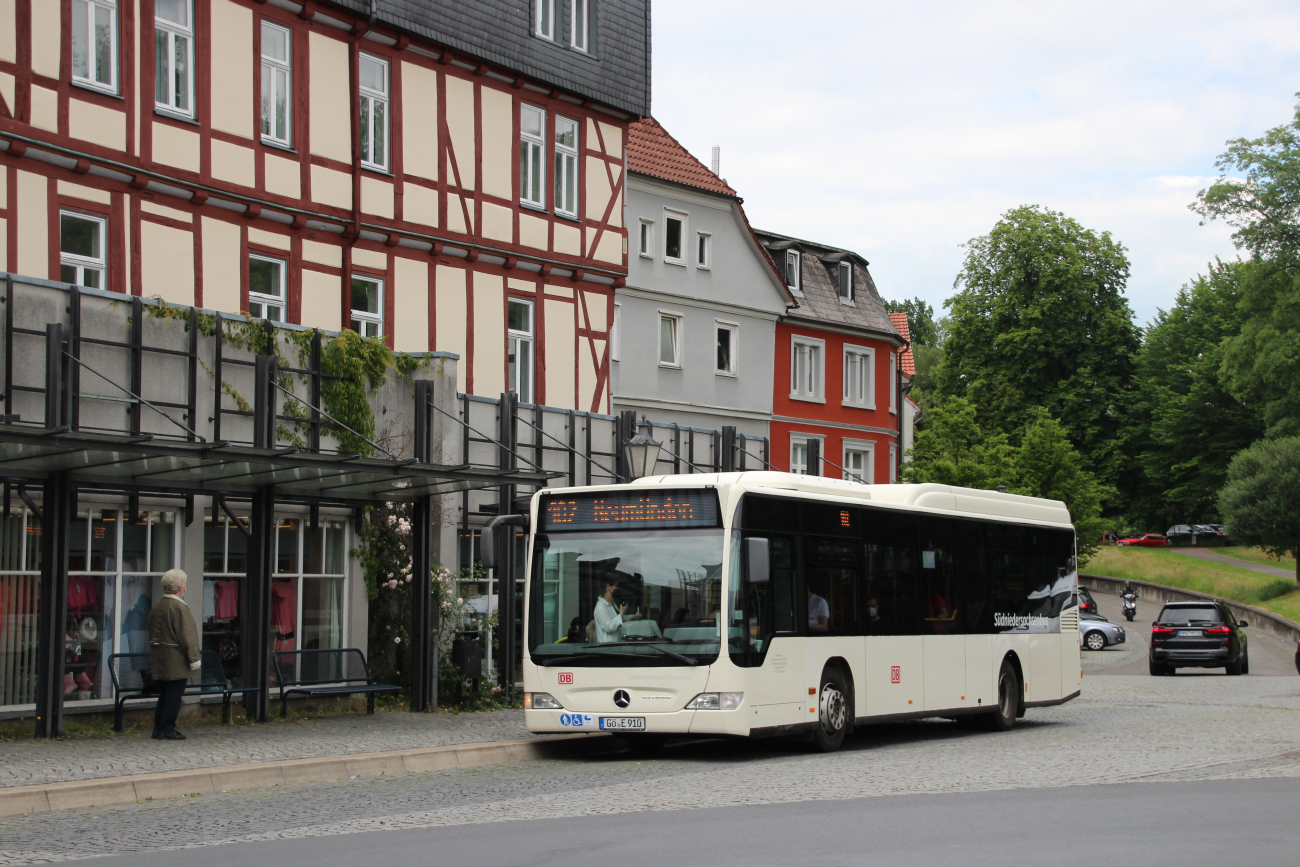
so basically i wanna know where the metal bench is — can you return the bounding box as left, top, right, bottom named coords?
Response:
left=107, top=650, right=261, bottom=733
left=272, top=648, right=399, bottom=718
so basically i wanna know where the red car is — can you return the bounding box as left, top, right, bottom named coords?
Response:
left=1118, top=533, right=1167, bottom=547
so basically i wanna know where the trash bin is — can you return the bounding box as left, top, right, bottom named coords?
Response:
left=452, top=633, right=482, bottom=695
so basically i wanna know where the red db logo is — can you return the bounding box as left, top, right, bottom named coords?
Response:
left=890, top=666, right=901, bottom=684
left=558, top=672, right=574, bottom=685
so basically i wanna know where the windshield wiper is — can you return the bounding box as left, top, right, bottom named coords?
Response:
left=535, top=651, right=647, bottom=667
left=583, top=641, right=699, bottom=666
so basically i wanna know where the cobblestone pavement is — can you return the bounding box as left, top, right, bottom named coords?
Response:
left=4, top=674, right=1300, bottom=864
left=0, top=709, right=531, bottom=788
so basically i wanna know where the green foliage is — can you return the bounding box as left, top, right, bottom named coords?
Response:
left=940, top=205, right=1139, bottom=485
left=1218, top=437, right=1300, bottom=579
left=1192, top=93, right=1300, bottom=261
left=1217, top=260, right=1300, bottom=439
left=883, top=296, right=942, bottom=347
left=1122, top=260, right=1264, bottom=527
left=901, top=396, right=1017, bottom=490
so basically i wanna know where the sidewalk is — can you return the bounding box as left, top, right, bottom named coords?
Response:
left=0, top=708, right=606, bottom=818
left=1167, top=547, right=1297, bottom=581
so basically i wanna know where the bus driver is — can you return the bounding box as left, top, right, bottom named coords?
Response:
left=593, top=577, right=642, bottom=642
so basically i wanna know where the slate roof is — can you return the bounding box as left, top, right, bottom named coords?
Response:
left=888, top=312, right=916, bottom=376
left=328, top=1, right=650, bottom=116
left=628, top=118, right=736, bottom=196
left=753, top=229, right=902, bottom=343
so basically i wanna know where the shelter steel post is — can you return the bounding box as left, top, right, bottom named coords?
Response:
left=33, top=471, right=73, bottom=738
left=244, top=354, right=279, bottom=722
left=721, top=426, right=737, bottom=473
left=808, top=439, right=821, bottom=477
left=497, top=392, right=518, bottom=696
left=410, top=381, right=436, bottom=712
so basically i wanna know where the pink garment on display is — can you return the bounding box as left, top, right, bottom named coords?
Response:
left=67, top=576, right=102, bottom=620
left=271, top=581, right=296, bottom=651
left=213, top=580, right=239, bottom=620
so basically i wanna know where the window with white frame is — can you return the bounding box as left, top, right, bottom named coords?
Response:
left=696, top=232, right=712, bottom=269
left=837, top=260, right=854, bottom=302
left=60, top=212, right=107, bottom=289
left=790, top=336, right=824, bottom=401
left=843, top=345, right=875, bottom=408
left=261, top=20, right=292, bottom=145
left=716, top=322, right=737, bottom=375
left=664, top=210, right=686, bottom=265
left=843, top=440, right=874, bottom=484
left=889, top=444, right=898, bottom=482
left=611, top=303, right=621, bottom=362
left=520, top=105, right=546, bottom=208
left=554, top=116, right=579, bottom=218
left=72, top=0, right=118, bottom=92
left=638, top=219, right=654, bottom=258
left=154, top=0, right=193, bottom=116
left=889, top=353, right=898, bottom=413
left=247, top=254, right=286, bottom=322
left=790, top=435, right=822, bottom=476
left=508, top=299, right=534, bottom=403
left=349, top=275, right=383, bottom=338
left=570, top=0, right=589, bottom=51
left=785, top=250, right=801, bottom=293
left=359, top=54, right=389, bottom=170
left=659, top=313, right=682, bottom=368
left=534, top=0, right=554, bottom=39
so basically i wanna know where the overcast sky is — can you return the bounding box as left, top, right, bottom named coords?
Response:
left=648, top=0, right=1300, bottom=325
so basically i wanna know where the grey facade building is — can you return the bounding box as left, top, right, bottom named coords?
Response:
left=610, top=119, right=795, bottom=443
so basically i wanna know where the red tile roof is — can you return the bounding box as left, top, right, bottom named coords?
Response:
left=888, top=312, right=916, bottom=377
left=628, top=118, right=736, bottom=196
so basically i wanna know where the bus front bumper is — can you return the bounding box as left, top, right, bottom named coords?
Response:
left=525, top=707, right=754, bottom=737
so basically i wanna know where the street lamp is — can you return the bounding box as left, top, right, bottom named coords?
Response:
left=623, top=416, right=662, bottom=481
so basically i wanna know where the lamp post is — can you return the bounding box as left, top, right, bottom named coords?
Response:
left=623, top=416, right=663, bottom=481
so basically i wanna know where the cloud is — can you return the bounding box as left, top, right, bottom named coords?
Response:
left=648, top=0, right=1300, bottom=322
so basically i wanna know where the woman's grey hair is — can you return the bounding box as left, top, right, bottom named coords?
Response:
left=161, top=569, right=188, bottom=595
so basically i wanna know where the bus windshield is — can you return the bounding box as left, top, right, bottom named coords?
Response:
left=527, top=528, right=725, bottom=667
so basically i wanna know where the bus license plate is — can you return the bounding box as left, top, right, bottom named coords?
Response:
left=1178, top=630, right=1203, bottom=637
left=600, top=717, right=645, bottom=731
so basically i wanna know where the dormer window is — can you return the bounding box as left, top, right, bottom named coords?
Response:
left=570, top=0, right=589, bottom=52
left=535, top=0, right=554, bottom=40
left=785, top=250, right=801, bottom=293
left=838, top=261, right=853, bottom=302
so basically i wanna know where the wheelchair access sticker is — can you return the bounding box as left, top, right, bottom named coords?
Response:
left=558, top=713, right=598, bottom=729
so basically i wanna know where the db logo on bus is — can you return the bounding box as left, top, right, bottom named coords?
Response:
left=891, top=666, right=901, bottom=684
left=558, top=672, right=574, bottom=685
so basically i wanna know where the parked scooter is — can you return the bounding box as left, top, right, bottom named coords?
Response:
left=1121, top=586, right=1138, bottom=622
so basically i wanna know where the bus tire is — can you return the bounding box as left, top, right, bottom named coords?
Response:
left=812, top=667, right=849, bottom=752
left=983, top=660, right=1019, bottom=732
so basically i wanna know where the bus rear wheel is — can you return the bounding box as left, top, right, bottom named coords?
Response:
left=982, top=660, right=1020, bottom=732
left=812, top=667, right=849, bottom=752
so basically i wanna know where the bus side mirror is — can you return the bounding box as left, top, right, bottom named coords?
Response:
left=479, top=514, right=529, bottom=571
left=745, top=538, right=770, bottom=584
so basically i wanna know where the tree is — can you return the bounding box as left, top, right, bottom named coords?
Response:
left=1012, top=408, right=1113, bottom=562
left=883, top=296, right=941, bottom=347
left=1122, top=260, right=1265, bottom=528
left=901, top=396, right=1017, bottom=490
left=1216, top=259, right=1300, bottom=439
left=1218, top=437, right=1300, bottom=583
left=884, top=296, right=944, bottom=409
left=939, top=206, right=1140, bottom=485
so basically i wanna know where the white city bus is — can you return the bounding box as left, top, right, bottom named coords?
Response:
left=517, top=472, right=1081, bottom=751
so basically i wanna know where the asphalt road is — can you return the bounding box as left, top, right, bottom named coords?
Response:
left=86, top=777, right=1300, bottom=867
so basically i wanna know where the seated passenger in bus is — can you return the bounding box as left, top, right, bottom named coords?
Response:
left=593, top=577, right=641, bottom=642
left=808, top=587, right=829, bottom=633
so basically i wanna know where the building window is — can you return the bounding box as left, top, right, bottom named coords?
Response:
left=611, top=303, right=621, bottom=362
left=359, top=54, right=389, bottom=171
left=659, top=313, right=681, bottom=368
left=664, top=210, right=686, bottom=265
left=60, top=212, right=107, bottom=289
left=247, top=254, right=286, bottom=322
left=72, top=0, right=118, bottom=92
left=785, top=250, right=801, bottom=293
left=843, top=440, right=874, bottom=484
left=349, top=275, right=383, bottom=338
left=554, top=116, right=579, bottom=218
left=261, top=20, right=292, bottom=145
left=843, top=345, right=875, bottom=408
left=535, top=0, right=554, bottom=39
left=889, top=353, right=898, bottom=413
left=570, top=0, right=589, bottom=52
left=508, top=299, right=534, bottom=403
left=154, top=0, right=193, bottom=116
left=790, top=336, right=824, bottom=401
left=696, top=232, right=712, bottom=269
left=638, top=219, right=654, bottom=258
left=791, top=436, right=822, bottom=476
left=889, top=444, right=898, bottom=482
left=716, top=322, right=736, bottom=376
left=838, top=261, right=853, bottom=302
left=520, top=105, right=546, bottom=208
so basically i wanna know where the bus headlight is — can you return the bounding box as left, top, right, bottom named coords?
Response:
left=685, top=692, right=743, bottom=710
left=525, top=692, right=563, bottom=710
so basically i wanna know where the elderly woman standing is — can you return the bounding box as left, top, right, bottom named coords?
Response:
left=148, top=569, right=201, bottom=740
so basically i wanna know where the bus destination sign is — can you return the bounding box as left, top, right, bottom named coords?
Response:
left=540, top=490, right=720, bottom=531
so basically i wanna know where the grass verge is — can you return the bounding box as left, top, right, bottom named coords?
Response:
left=1216, top=546, right=1297, bottom=571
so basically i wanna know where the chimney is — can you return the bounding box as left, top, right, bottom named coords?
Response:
left=711, top=146, right=720, bottom=176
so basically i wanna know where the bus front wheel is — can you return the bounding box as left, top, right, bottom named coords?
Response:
left=983, top=660, right=1020, bottom=732
left=812, top=667, right=850, bottom=752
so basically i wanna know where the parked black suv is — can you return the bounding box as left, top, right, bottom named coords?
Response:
left=1149, top=601, right=1249, bottom=675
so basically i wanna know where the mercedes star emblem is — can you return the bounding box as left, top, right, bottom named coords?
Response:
left=613, top=689, right=631, bottom=708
